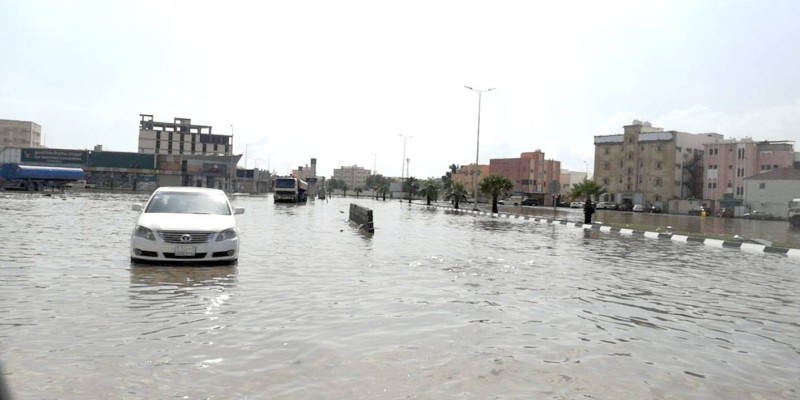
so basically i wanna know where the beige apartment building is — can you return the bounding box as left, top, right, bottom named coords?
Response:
left=703, top=138, right=794, bottom=202
left=332, top=165, right=371, bottom=190
left=594, top=120, right=723, bottom=209
left=0, top=119, right=43, bottom=148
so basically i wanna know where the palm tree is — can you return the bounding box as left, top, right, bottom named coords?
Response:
left=570, top=179, right=607, bottom=202
left=417, top=179, right=440, bottom=206
left=377, top=182, right=391, bottom=201
left=441, top=163, right=460, bottom=189
left=354, top=187, right=363, bottom=198
left=479, top=174, right=514, bottom=213
left=445, top=181, right=469, bottom=209
left=403, top=177, right=419, bottom=203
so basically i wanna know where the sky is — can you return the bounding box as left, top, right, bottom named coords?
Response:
left=2, top=0, right=800, bottom=179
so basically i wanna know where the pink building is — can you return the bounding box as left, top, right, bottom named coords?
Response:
left=703, top=138, right=794, bottom=200
left=489, top=150, right=561, bottom=205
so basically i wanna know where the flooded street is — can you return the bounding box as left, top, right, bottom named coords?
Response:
left=497, top=204, right=800, bottom=247
left=1, top=192, right=799, bottom=399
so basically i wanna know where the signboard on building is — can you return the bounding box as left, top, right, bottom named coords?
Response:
left=21, top=148, right=87, bottom=165
left=201, top=163, right=227, bottom=175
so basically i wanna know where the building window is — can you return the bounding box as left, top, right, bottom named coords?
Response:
left=708, top=183, right=712, bottom=189
left=603, top=177, right=609, bottom=185
left=657, top=145, right=663, bottom=152
left=628, top=153, right=633, bottom=160
left=604, top=162, right=610, bottom=170
left=759, top=183, right=765, bottom=189
left=627, top=168, right=633, bottom=175
left=656, top=161, right=662, bottom=169
left=655, top=178, right=662, bottom=186
left=604, top=147, right=610, bottom=155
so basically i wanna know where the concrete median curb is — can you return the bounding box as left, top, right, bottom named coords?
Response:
left=423, top=204, right=799, bottom=258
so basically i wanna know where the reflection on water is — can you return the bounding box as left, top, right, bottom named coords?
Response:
left=0, top=192, right=798, bottom=399
left=130, top=264, right=238, bottom=288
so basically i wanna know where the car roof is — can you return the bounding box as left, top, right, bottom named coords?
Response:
left=153, top=186, right=227, bottom=195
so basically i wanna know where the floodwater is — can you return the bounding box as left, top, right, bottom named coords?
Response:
left=498, top=204, right=800, bottom=247
left=1, top=192, right=798, bottom=399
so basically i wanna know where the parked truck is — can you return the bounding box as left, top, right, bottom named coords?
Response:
left=0, top=163, right=85, bottom=191
left=273, top=176, right=308, bottom=203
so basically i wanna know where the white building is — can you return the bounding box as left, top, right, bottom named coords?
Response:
left=744, top=167, right=800, bottom=219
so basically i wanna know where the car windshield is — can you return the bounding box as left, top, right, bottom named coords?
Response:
left=275, top=179, right=296, bottom=189
left=145, top=191, right=231, bottom=215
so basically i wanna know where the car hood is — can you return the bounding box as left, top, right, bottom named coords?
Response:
left=136, top=213, right=237, bottom=232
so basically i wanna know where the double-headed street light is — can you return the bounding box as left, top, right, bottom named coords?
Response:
left=464, top=86, right=495, bottom=209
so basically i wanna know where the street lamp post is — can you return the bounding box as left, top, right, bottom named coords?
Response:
left=583, top=160, right=588, bottom=180
left=464, top=86, right=495, bottom=209
left=244, top=143, right=250, bottom=170
left=397, top=133, right=413, bottom=180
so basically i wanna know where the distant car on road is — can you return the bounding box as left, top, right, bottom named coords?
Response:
left=617, top=203, right=632, bottom=211
left=716, top=207, right=734, bottom=217
left=632, top=204, right=645, bottom=212
left=688, top=206, right=710, bottom=216
left=570, top=201, right=584, bottom=208
left=521, top=198, right=539, bottom=206
left=743, top=210, right=774, bottom=220
left=595, top=201, right=613, bottom=209
left=649, top=205, right=663, bottom=213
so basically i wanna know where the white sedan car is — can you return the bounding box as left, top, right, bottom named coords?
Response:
left=130, top=187, right=244, bottom=264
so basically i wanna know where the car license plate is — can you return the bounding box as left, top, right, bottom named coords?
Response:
left=174, top=245, right=196, bottom=256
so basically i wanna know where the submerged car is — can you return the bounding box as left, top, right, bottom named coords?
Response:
left=521, top=198, right=539, bottom=206
left=130, top=187, right=245, bottom=264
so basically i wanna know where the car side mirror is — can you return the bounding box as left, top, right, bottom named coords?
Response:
left=234, top=207, right=245, bottom=215
left=132, top=203, right=142, bottom=211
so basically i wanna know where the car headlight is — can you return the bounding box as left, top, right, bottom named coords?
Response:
left=216, top=228, right=237, bottom=242
left=134, top=225, right=156, bottom=241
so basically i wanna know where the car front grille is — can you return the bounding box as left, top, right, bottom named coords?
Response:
left=163, top=252, right=208, bottom=259
left=160, top=231, right=214, bottom=244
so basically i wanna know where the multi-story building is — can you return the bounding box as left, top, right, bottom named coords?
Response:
left=559, top=169, right=588, bottom=199
left=594, top=120, right=723, bottom=209
left=0, top=119, right=43, bottom=148
left=332, top=165, right=370, bottom=190
left=703, top=138, right=794, bottom=202
left=292, top=158, right=318, bottom=181
left=138, top=114, right=232, bottom=156
left=137, top=114, right=239, bottom=190
left=452, top=164, right=490, bottom=196
left=489, top=150, right=561, bottom=205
